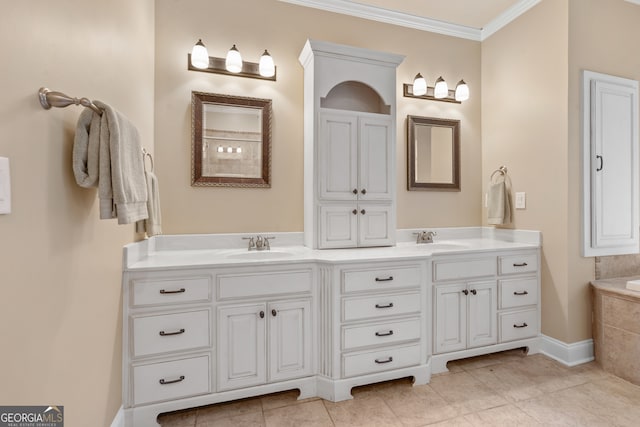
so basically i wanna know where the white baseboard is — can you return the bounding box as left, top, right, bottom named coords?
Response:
left=110, top=406, right=124, bottom=427
left=539, top=334, right=594, bottom=366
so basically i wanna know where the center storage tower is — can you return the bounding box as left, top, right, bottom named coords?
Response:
left=299, top=39, right=404, bottom=249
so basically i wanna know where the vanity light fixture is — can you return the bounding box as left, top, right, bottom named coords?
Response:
left=187, top=39, right=277, bottom=81
left=403, top=74, right=468, bottom=104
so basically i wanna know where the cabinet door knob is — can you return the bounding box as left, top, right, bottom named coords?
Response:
left=470, top=289, right=477, bottom=295
left=352, top=209, right=358, bottom=215
left=259, top=311, right=265, bottom=319
left=353, top=188, right=358, bottom=194
left=462, top=289, right=469, bottom=295
left=271, top=309, right=277, bottom=317
left=361, top=189, right=367, bottom=195
left=360, top=209, right=366, bottom=215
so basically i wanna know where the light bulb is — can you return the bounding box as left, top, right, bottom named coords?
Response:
left=217, top=146, right=223, bottom=153
left=455, top=80, right=469, bottom=102
left=412, top=73, right=427, bottom=96
left=227, top=147, right=233, bottom=153
left=434, top=76, right=448, bottom=99
left=236, top=147, right=242, bottom=153
left=259, top=50, right=275, bottom=78
left=225, top=44, right=243, bottom=73
left=190, top=39, right=209, bottom=69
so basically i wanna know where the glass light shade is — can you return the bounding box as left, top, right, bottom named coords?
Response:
left=259, top=50, right=275, bottom=77
left=190, top=39, right=209, bottom=69
left=455, top=80, right=469, bottom=102
left=434, top=77, right=448, bottom=99
left=225, top=45, right=243, bottom=73
left=412, top=73, right=427, bottom=96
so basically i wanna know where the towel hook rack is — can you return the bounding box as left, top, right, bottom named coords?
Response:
left=38, top=87, right=102, bottom=115
left=490, top=165, right=508, bottom=181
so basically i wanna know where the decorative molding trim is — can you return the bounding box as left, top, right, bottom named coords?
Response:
left=481, top=0, right=541, bottom=41
left=279, top=0, right=481, bottom=41
left=539, top=335, right=594, bottom=367
left=110, top=406, right=124, bottom=427
left=279, top=0, right=541, bottom=42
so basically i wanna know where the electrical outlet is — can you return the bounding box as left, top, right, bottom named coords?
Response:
left=515, top=192, right=526, bottom=209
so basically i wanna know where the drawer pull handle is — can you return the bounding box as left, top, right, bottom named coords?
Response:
left=470, top=289, right=477, bottom=295
left=159, top=288, right=186, bottom=294
left=375, top=330, right=394, bottom=337
left=375, top=303, right=394, bottom=309
left=462, top=289, right=469, bottom=296
left=513, top=323, right=528, bottom=329
left=513, top=291, right=529, bottom=296
left=375, top=276, right=393, bottom=282
left=159, top=328, right=185, bottom=336
left=375, top=356, right=393, bottom=364
left=513, top=262, right=528, bottom=267
left=159, top=375, right=185, bottom=385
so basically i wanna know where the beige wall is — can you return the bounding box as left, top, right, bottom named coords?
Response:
left=154, top=0, right=482, bottom=235
left=481, top=0, right=573, bottom=341
left=0, top=1, right=154, bottom=426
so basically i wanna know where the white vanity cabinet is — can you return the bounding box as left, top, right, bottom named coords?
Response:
left=299, top=39, right=404, bottom=249
left=122, top=269, right=214, bottom=409
left=317, top=260, right=430, bottom=401
left=431, top=249, right=541, bottom=373
left=215, top=266, right=315, bottom=392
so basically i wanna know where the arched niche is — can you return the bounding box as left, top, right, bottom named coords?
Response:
left=320, top=81, right=390, bottom=114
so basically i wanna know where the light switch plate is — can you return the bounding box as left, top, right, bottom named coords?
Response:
left=0, top=157, right=11, bottom=214
left=515, top=191, right=526, bottom=209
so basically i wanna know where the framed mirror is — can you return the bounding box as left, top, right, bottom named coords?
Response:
left=192, top=92, right=272, bottom=187
left=407, top=115, right=460, bottom=191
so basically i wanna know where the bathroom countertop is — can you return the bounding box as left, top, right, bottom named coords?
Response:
left=123, top=227, right=541, bottom=271
left=590, top=276, right=640, bottom=298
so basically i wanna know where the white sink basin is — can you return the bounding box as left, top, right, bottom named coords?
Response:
left=224, top=250, right=296, bottom=260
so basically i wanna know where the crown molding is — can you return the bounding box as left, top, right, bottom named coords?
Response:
left=481, top=0, right=541, bottom=40
left=279, top=0, right=481, bottom=41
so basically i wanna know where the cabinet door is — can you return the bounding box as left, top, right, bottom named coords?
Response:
left=319, top=113, right=358, bottom=201
left=319, top=204, right=358, bottom=249
left=359, top=116, right=393, bottom=201
left=434, top=283, right=467, bottom=354
left=582, top=71, right=639, bottom=256
left=217, top=304, right=266, bottom=391
left=357, top=204, right=394, bottom=247
left=268, top=299, right=312, bottom=382
left=467, top=281, right=497, bottom=348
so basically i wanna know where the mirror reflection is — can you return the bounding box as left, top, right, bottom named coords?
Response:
left=192, top=92, right=272, bottom=187
left=407, top=116, right=460, bottom=191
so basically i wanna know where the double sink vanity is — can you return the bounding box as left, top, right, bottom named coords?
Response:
left=120, top=227, right=541, bottom=426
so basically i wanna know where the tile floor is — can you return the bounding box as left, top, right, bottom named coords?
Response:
left=158, top=349, right=640, bottom=426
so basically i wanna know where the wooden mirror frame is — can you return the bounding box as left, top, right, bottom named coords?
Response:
left=191, top=92, right=272, bottom=187
left=407, top=115, right=460, bottom=191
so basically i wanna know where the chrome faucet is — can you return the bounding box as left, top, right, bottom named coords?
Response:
left=414, top=230, right=437, bottom=244
left=243, top=235, right=275, bottom=251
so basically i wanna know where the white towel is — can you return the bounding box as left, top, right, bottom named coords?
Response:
left=136, top=170, right=162, bottom=237
left=487, top=180, right=512, bottom=225
left=73, top=102, right=148, bottom=224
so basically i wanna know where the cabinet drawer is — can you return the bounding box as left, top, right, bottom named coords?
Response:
left=342, top=292, right=421, bottom=322
left=132, top=310, right=210, bottom=358
left=217, top=269, right=312, bottom=300
left=132, top=355, right=210, bottom=405
left=500, top=309, right=538, bottom=342
left=342, top=318, right=421, bottom=351
left=342, top=265, right=421, bottom=293
left=342, top=344, right=421, bottom=378
left=131, top=276, right=211, bottom=307
left=500, top=278, right=538, bottom=308
left=433, top=257, right=496, bottom=282
left=499, top=253, right=538, bottom=275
